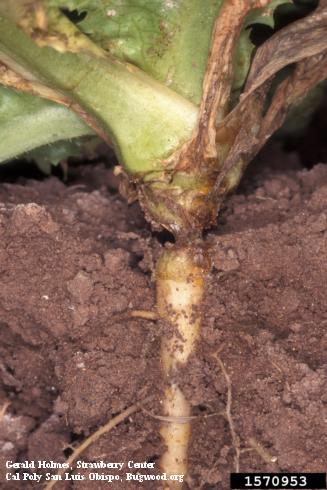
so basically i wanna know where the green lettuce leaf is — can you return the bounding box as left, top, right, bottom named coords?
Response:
left=49, top=0, right=224, bottom=104
left=49, top=0, right=293, bottom=104
left=0, top=85, right=94, bottom=164
left=25, top=137, right=99, bottom=174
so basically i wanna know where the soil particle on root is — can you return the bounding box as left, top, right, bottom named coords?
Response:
left=0, top=156, right=326, bottom=489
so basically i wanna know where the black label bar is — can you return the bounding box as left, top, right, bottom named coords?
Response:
left=230, top=473, right=326, bottom=489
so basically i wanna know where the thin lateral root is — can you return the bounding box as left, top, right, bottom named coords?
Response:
left=129, top=310, right=158, bottom=321
left=248, top=437, right=278, bottom=465
left=43, top=397, right=152, bottom=490
left=200, top=354, right=241, bottom=489
left=212, top=353, right=241, bottom=473
left=0, top=400, right=10, bottom=423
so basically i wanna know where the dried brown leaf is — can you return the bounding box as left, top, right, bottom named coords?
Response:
left=258, top=49, right=327, bottom=144
left=198, top=0, right=271, bottom=158
left=178, top=0, right=271, bottom=169
left=245, top=1, right=327, bottom=97
left=209, top=1, right=327, bottom=199
left=212, top=50, right=327, bottom=198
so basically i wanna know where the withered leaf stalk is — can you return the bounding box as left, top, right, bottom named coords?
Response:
left=0, top=0, right=327, bottom=486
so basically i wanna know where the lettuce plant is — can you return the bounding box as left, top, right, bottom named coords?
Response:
left=1, top=0, right=326, bottom=485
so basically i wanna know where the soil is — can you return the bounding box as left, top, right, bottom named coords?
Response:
left=0, top=143, right=326, bottom=489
